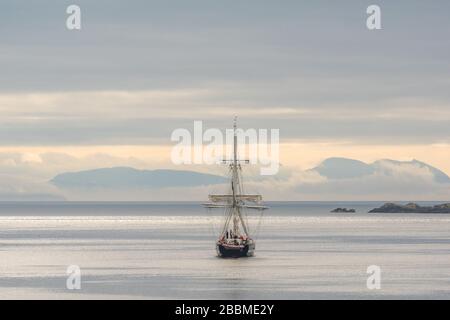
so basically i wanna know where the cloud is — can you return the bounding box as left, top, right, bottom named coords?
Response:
left=0, top=151, right=150, bottom=200
left=1, top=2, right=450, bottom=147
left=0, top=172, right=63, bottom=200
left=1, top=1, right=450, bottom=200
left=0, top=89, right=449, bottom=146
left=20, top=153, right=43, bottom=164
left=287, top=159, right=450, bottom=201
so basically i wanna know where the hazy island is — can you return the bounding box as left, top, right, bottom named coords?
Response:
left=369, top=203, right=450, bottom=213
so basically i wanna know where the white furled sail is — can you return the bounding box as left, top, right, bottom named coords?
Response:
left=208, top=194, right=263, bottom=203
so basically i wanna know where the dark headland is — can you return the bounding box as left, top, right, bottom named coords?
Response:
left=369, top=202, right=450, bottom=213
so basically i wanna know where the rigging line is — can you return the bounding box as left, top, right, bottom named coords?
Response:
left=221, top=206, right=232, bottom=236
left=239, top=168, right=251, bottom=235
left=206, top=208, right=220, bottom=240
left=206, top=207, right=223, bottom=240
left=253, top=208, right=265, bottom=240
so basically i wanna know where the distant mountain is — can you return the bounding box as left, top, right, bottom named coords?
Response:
left=50, top=167, right=227, bottom=189
left=309, top=157, right=450, bottom=183
left=47, top=160, right=449, bottom=201
left=312, top=157, right=375, bottom=180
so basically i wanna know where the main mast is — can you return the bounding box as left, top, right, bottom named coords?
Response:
left=231, top=116, right=242, bottom=236
left=231, top=117, right=238, bottom=208
left=203, top=118, right=267, bottom=241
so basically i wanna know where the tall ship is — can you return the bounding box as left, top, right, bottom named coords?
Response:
left=203, top=118, right=268, bottom=258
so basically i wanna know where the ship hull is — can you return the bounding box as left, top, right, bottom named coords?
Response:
left=216, top=242, right=255, bottom=258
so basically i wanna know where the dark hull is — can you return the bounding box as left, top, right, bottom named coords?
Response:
left=216, top=242, right=255, bottom=258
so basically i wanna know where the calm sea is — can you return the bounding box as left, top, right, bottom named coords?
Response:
left=0, top=201, right=449, bottom=299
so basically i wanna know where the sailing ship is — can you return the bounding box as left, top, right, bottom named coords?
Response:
left=203, top=118, right=268, bottom=258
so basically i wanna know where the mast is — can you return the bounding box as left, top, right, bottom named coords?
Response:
left=232, top=116, right=238, bottom=208
left=231, top=116, right=240, bottom=236
left=203, top=117, right=268, bottom=240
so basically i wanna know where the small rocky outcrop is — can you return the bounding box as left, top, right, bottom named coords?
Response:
left=331, top=208, right=356, bottom=213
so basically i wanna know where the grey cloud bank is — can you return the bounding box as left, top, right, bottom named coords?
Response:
left=0, top=1, right=449, bottom=145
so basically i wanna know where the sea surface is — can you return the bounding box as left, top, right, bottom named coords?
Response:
left=0, top=201, right=449, bottom=299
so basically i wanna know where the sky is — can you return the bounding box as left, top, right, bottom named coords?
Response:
left=0, top=1, right=449, bottom=200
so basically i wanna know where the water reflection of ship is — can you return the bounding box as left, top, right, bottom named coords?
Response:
left=203, top=118, right=268, bottom=258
